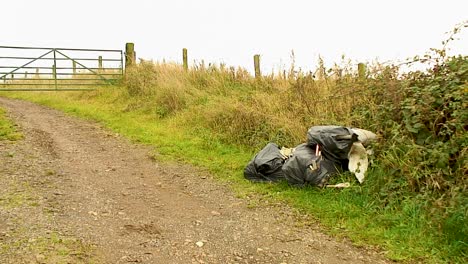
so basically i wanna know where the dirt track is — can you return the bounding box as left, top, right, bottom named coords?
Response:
left=0, top=97, right=389, bottom=264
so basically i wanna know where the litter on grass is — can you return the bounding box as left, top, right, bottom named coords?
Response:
left=244, top=126, right=377, bottom=187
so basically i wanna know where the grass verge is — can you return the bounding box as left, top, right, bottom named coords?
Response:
left=1, top=88, right=465, bottom=263
left=0, top=107, right=22, bottom=141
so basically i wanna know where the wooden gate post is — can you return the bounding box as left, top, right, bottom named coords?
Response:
left=254, top=54, right=261, bottom=78
left=125, top=43, right=135, bottom=68
left=182, top=48, right=188, bottom=71
left=358, top=63, right=366, bottom=80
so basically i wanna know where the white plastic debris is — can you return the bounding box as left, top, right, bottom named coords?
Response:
left=350, top=128, right=377, bottom=146
left=348, top=142, right=368, bottom=183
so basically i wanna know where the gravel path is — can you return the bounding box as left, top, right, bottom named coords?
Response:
left=0, top=97, right=389, bottom=264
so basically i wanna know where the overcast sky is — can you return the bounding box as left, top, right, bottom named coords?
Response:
left=1, top=0, right=467, bottom=73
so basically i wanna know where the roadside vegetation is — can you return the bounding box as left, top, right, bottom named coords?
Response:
left=1, top=23, right=466, bottom=262
left=0, top=107, right=22, bottom=141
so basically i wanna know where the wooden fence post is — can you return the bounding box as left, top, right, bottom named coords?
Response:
left=98, top=56, right=103, bottom=71
left=52, top=65, right=57, bottom=80
left=72, top=61, right=77, bottom=75
left=24, top=72, right=28, bottom=79
left=358, top=63, right=366, bottom=80
left=36, top=68, right=39, bottom=78
left=182, top=48, right=188, bottom=71
left=254, top=54, right=261, bottom=78
left=125, top=43, right=135, bottom=68
left=52, top=64, right=58, bottom=90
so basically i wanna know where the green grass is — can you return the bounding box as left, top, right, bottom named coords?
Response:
left=0, top=107, right=22, bottom=141
left=0, top=231, right=96, bottom=263
left=2, top=87, right=465, bottom=263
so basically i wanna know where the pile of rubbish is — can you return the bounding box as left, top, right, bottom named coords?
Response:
left=244, top=126, right=377, bottom=187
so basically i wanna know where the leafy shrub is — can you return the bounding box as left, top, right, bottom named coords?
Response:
left=358, top=55, right=467, bottom=193
left=354, top=53, right=467, bottom=259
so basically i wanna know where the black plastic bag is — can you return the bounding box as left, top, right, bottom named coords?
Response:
left=282, top=143, right=341, bottom=187
left=306, top=125, right=358, bottom=163
left=244, top=143, right=286, bottom=182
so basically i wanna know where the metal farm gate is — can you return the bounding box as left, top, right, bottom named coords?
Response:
left=0, top=46, right=123, bottom=91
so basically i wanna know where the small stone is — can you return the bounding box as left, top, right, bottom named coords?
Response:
left=35, top=254, right=46, bottom=263
left=257, top=248, right=263, bottom=252
left=196, top=241, right=204, bottom=247
left=88, top=211, right=98, bottom=216
left=211, top=210, right=221, bottom=216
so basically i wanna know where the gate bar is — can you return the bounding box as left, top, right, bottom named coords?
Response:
left=0, top=56, right=121, bottom=61
left=0, top=46, right=122, bottom=52
left=0, top=50, right=53, bottom=79
left=0, top=45, right=123, bottom=91
left=1, top=73, right=123, bottom=76
left=2, top=78, right=119, bottom=81
left=3, top=83, right=113, bottom=86
left=0, top=66, right=122, bottom=70
left=0, top=88, right=96, bottom=91
left=55, top=50, right=109, bottom=82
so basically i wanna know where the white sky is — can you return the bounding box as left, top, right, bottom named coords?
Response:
left=1, top=0, right=467, bottom=73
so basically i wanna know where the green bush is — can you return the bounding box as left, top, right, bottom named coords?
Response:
left=354, top=55, right=467, bottom=259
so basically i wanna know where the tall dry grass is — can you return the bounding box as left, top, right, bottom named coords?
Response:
left=123, top=58, right=373, bottom=148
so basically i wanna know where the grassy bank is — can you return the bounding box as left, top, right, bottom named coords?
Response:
left=1, top=37, right=466, bottom=262
left=0, top=107, right=22, bottom=141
